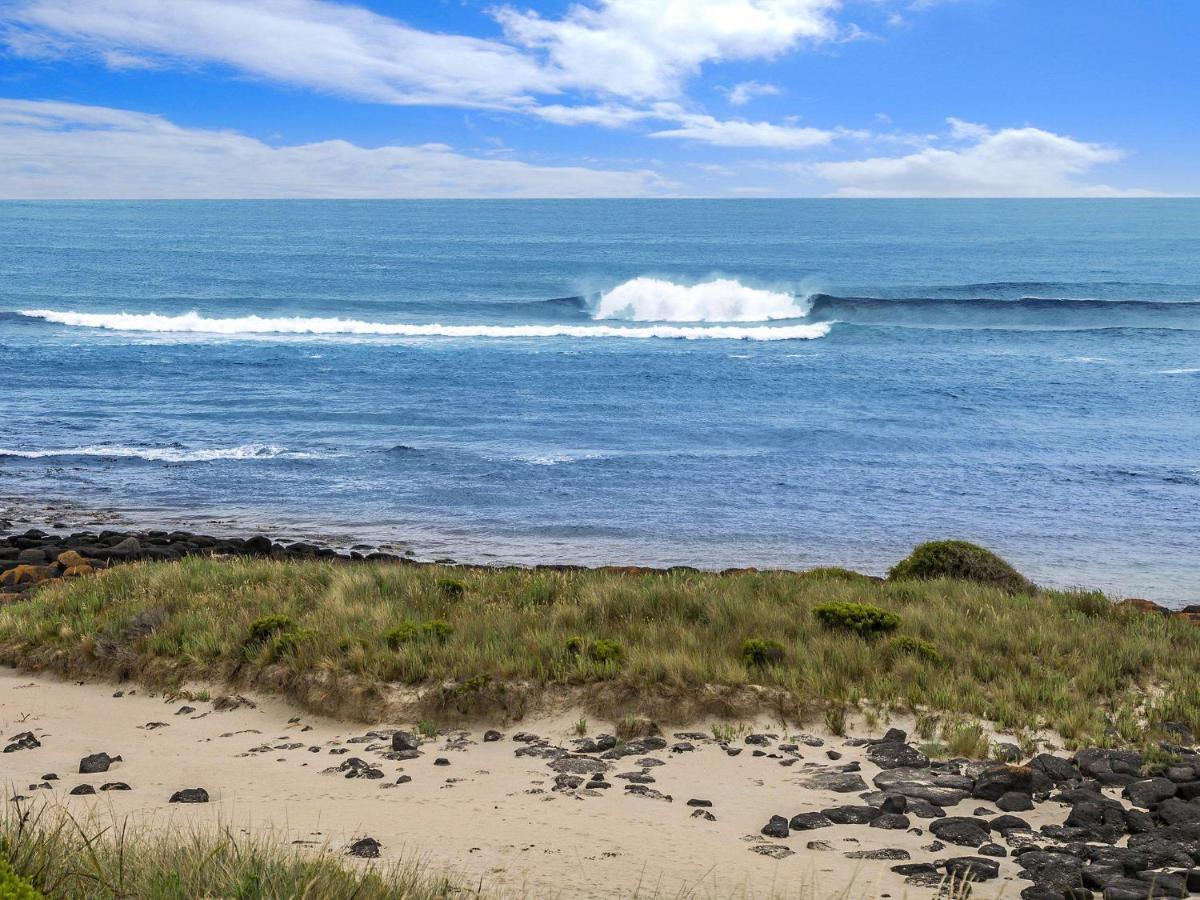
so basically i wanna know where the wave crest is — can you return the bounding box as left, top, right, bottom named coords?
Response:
left=0, top=443, right=316, bottom=462
left=593, top=277, right=810, bottom=322
left=17, top=309, right=831, bottom=341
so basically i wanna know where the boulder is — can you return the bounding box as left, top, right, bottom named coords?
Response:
left=930, top=816, right=991, bottom=847
left=867, top=742, right=930, bottom=770
left=169, top=788, right=209, bottom=803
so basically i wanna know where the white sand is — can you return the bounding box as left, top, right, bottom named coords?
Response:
left=0, top=668, right=1058, bottom=898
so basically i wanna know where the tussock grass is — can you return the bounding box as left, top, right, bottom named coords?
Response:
left=0, top=803, right=468, bottom=899
left=1, top=557, right=1198, bottom=745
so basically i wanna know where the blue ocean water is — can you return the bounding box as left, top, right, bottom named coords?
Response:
left=1, top=200, right=1197, bottom=604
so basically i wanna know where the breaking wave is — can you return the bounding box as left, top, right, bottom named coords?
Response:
left=0, top=443, right=320, bottom=462
left=593, top=277, right=810, bottom=322
left=16, top=309, right=832, bottom=341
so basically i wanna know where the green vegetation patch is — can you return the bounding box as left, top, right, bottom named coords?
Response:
left=888, top=540, right=1032, bottom=594
left=812, top=601, right=900, bottom=638
left=0, top=550, right=1197, bottom=747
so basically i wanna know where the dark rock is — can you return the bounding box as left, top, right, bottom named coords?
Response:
left=821, top=805, right=882, bottom=825
left=69, top=784, right=95, bottom=795
left=978, top=842, right=1007, bottom=857
left=803, top=771, right=868, bottom=793
left=1030, top=753, right=1079, bottom=785
left=944, top=856, right=1001, bottom=881
left=1074, top=748, right=1142, bottom=786
left=176, top=706, right=196, bottom=716
left=550, top=756, right=608, bottom=775
left=930, top=816, right=991, bottom=847
left=973, top=764, right=1033, bottom=801
left=991, top=814, right=1032, bottom=834
left=870, top=813, right=911, bottom=829
left=1155, top=797, right=1200, bottom=826
left=396, top=775, right=412, bottom=785
left=867, top=741, right=929, bottom=770
left=686, top=799, right=712, bottom=808
left=998, top=791, right=1035, bottom=812
left=347, top=837, right=381, bottom=859
left=1100, top=877, right=1180, bottom=899
left=79, top=752, right=118, bottom=774
left=169, top=788, right=209, bottom=803
left=391, top=731, right=419, bottom=752
left=4, top=731, right=41, bottom=752
left=483, top=730, right=502, bottom=742
left=880, top=794, right=907, bottom=814
left=845, top=848, right=909, bottom=860
left=1123, top=777, right=1177, bottom=809
left=100, top=782, right=131, bottom=791
left=789, top=812, right=833, bottom=830
left=761, top=815, right=789, bottom=838
left=893, top=862, right=940, bottom=877
left=433, top=757, right=450, bottom=767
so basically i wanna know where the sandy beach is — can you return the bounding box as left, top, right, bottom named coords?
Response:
left=1, top=667, right=1066, bottom=899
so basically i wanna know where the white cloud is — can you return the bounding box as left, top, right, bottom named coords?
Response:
left=723, top=80, right=782, bottom=106
left=650, top=112, right=838, bottom=149
left=813, top=121, right=1148, bottom=197
left=495, top=0, right=839, bottom=99
left=4, top=0, right=843, bottom=111
left=4, top=0, right=555, bottom=108
left=0, top=99, right=668, bottom=198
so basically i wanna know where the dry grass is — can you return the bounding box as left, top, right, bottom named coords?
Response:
left=1, top=557, right=1197, bottom=747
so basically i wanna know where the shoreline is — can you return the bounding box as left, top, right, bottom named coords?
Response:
left=2, top=502, right=1196, bottom=613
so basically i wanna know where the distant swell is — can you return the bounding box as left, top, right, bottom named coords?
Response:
left=0, top=443, right=319, bottom=462
left=17, top=309, right=832, bottom=341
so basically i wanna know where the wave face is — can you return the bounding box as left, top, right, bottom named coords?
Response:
left=804, top=295, right=1200, bottom=331
left=593, top=277, right=810, bottom=322
left=0, top=443, right=315, bottom=462
left=16, top=309, right=832, bottom=341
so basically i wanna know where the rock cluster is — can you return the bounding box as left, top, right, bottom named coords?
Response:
left=0, top=526, right=408, bottom=601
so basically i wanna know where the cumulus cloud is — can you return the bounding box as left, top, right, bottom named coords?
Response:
left=4, top=0, right=842, bottom=109
left=813, top=121, right=1148, bottom=197
left=495, top=0, right=837, bottom=99
left=649, top=112, right=838, bottom=149
left=0, top=99, right=667, bottom=198
left=723, top=80, right=782, bottom=106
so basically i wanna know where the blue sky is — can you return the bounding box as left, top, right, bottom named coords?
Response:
left=0, top=0, right=1196, bottom=197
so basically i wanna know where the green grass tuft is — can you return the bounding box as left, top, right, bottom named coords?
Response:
left=741, top=638, right=785, bottom=667
left=812, top=601, right=900, bottom=638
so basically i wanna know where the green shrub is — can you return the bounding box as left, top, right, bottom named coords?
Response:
left=741, top=638, right=785, bottom=667
left=421, top=620, right=453, bottom=642
left=564, top=636, right=584, bottom=656
left=245, top=614, right=294, bottom=645
left=813, top=601, right=899, bottom=638
left=384, top=622, right=419, bottom=648
left=1060, top=592, right=1112, bottom=618
left=268, top=628, right=316, bottom=659
left=436, top=578, right=466, bottom=600
left=586, top=639, right=623, bottom=664
left=386, top=620, right=453, bottom=647
left=889, top=635, right=943, bottom=664
left=887, top=540, right=1032, bottom=593
left=0, top=858, right=44, bottom=900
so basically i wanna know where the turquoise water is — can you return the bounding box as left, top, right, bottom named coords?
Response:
left=1, top=200, right=1197, bottom=603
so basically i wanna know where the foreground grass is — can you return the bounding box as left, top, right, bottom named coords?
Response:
left=1, top=557, right=1198, bottom=747
left=0, top=803, right=469, bottom=900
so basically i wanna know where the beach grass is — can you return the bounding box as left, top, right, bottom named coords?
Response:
left=1, top=555, right=1197, bottom=748
left=0, top=802, right=470, bottom=900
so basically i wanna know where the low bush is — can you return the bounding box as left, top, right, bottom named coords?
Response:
left=887, top=540, right=1031, bottom=594
left=888, top=635, right=943, bottom=664
left=245, top=614, right=294, bottom=645
left=586, top=639, right=623, bottom=664
left=812, top=601, right=899, bottom=638
left=0, top=857, right=43, bottom=900
left=436, top=578, right=466, bottom=600
left=741, top=638, right=785, bottom=667
left=385, top=620, right=453, bottom=648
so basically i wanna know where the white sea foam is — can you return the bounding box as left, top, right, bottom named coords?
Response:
left=593, top=277, right=810, bottom=322
left=0, top=443, right=316, bottom=462
left=18, top=309, right=831, bottom=341
left=1158, top=367, right=1200, bottom=374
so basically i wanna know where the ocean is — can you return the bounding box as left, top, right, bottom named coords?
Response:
left=1, top=200, right=1197, bottom=604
